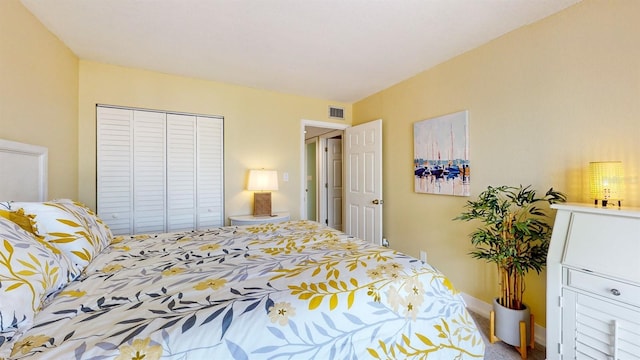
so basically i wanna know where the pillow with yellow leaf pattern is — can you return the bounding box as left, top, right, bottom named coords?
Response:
left=11, top=200, right=113, bottom=280
left=0, top=217, right=72, bottom=335
left=49, top=199, right=113, bottom=251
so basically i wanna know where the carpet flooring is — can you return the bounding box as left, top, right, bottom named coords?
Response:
left=469, top=310, right=546, bottom=360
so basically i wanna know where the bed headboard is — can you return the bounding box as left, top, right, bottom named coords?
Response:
left=0, top=139, right=48, bottom=202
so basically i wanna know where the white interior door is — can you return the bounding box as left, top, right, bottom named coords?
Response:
left=326, top=138, right=342, bottom=231
left=344, top=119, right=382, bottom=245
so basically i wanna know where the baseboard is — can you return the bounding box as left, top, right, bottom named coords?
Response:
left=461, top=292, right=546, bottom=348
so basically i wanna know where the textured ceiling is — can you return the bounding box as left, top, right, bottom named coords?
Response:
left=22, top=0, right=580, bottom=102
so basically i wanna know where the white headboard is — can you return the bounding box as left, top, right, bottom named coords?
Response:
left=0, top=139, right=48, bottom=202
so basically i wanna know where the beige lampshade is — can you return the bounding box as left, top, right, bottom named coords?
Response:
left=589, top=161, right=623, bottom=204
left=247, top=170, right=279, bottom=191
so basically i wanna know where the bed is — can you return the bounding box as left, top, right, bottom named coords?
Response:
left=0, top=140, right=484, bottom=359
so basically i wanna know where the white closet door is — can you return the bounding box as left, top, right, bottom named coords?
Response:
left=97, top=107, right=133, bottom=235
left=133, top=110, right=166, bottom=234
left=97, top=106, right=224, bottom=235
left=196, top=116, right=224, bottom=228
left=166, top=114, right=197, bottom=232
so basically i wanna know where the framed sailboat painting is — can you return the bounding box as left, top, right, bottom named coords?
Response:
left=413, top=110, right=470, bottom=196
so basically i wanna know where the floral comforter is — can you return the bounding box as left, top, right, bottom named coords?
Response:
left=3, top=221, right=484, bottom=359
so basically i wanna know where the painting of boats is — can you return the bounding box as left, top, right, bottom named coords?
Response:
left=413, top=110, right=470, bottom=196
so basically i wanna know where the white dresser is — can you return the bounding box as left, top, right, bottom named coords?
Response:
left=547, top=203, right=640, bottom=360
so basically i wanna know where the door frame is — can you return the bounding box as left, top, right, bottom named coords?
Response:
left=300, top=119, right=349, bottom=220
left=319, top=131, right=343, bottom=229
left=304, top=137, right=319, bottom=222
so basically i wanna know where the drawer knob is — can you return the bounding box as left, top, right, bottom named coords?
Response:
left=610, top=288, right=621, bottom=296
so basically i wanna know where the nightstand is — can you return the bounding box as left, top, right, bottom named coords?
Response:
left=229, top=212, right=290, bottom=226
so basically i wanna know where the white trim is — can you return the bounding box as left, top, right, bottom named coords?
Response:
left=304, top=138, right=320, bottom=221
left=0, top=139, right=48, bottom=201
left=97, top=103, right=223, bottom=120
left=461, top=292, right=493, bottom=315
left=302, top=119, right=350, bottom=130
left=461, top=292, right=547, bottom=348
left=300, top=120, right=349, bottom=220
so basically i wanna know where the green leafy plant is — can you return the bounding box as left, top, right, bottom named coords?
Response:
left=454, top=185, right=566, bottom=310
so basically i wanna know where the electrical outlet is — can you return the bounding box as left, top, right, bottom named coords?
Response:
left=420, top=250, right=427, bottom=263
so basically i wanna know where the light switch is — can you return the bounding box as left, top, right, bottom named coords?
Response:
left=283, top=172, right=289, bottom=182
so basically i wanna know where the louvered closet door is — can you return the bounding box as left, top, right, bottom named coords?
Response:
left=97, top=107, right=133, bottom=235
left=196, top=116, right=224, bottom=228
left=166, top=114, right=197, bottom=232
left=132, top=110, right=167, bottom=234
left=97, top=106, right=224, bottom=235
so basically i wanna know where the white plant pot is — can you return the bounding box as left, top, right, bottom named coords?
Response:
left=493, top=298, right=531, bottom=347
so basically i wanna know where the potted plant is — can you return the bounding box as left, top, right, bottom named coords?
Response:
left=454, top=185, right=566, bottom=348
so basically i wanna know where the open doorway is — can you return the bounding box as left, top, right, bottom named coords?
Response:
left=305, top=127, right=343, bottom=230
left=300, top=120, right=348, bottom=230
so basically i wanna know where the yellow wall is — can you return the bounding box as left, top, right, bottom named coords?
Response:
left=0, top=0, right=79, bottom=199
left=78, top=61, right=351, bottom=220
left=353, top=0, right=640, bottom=327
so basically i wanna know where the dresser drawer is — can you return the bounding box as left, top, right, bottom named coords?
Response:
left=567, top=269, right=640, bottom=308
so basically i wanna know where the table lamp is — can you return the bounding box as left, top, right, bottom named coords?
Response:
left=589, top=161, right=623, bottom=207
left=247, top=169, right=278, bottom=216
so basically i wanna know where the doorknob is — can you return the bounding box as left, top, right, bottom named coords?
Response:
left=372, top=199, right=384, bottom=205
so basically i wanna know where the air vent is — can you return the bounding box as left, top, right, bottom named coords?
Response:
left=328, top=106, right=345, bottom=120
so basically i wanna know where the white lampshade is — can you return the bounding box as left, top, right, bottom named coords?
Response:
left=589, top=161, right=623, bottom=206
left=247, top=169, right=279, bottom=191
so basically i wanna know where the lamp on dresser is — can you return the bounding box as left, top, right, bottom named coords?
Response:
left=247, top=169, right=278, bottom=216
left=589, top=161, right=623, bottom=207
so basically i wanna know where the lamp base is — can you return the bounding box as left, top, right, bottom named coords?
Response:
left=594, top=199, right=622, bottom=207
left=253, top=192, right=272, bottom=216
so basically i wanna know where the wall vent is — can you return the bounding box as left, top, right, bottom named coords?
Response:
left=328, top=106, right=345, bottom=120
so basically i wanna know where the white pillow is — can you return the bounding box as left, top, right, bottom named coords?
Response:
left=50, top=199, right=113, bottom=251
left=0, top=217, right=72, bottom=335
left=11, top=200, right=113, bottom=279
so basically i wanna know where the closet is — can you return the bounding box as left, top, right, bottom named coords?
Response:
left=96, top=105, right=224, bottom=235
